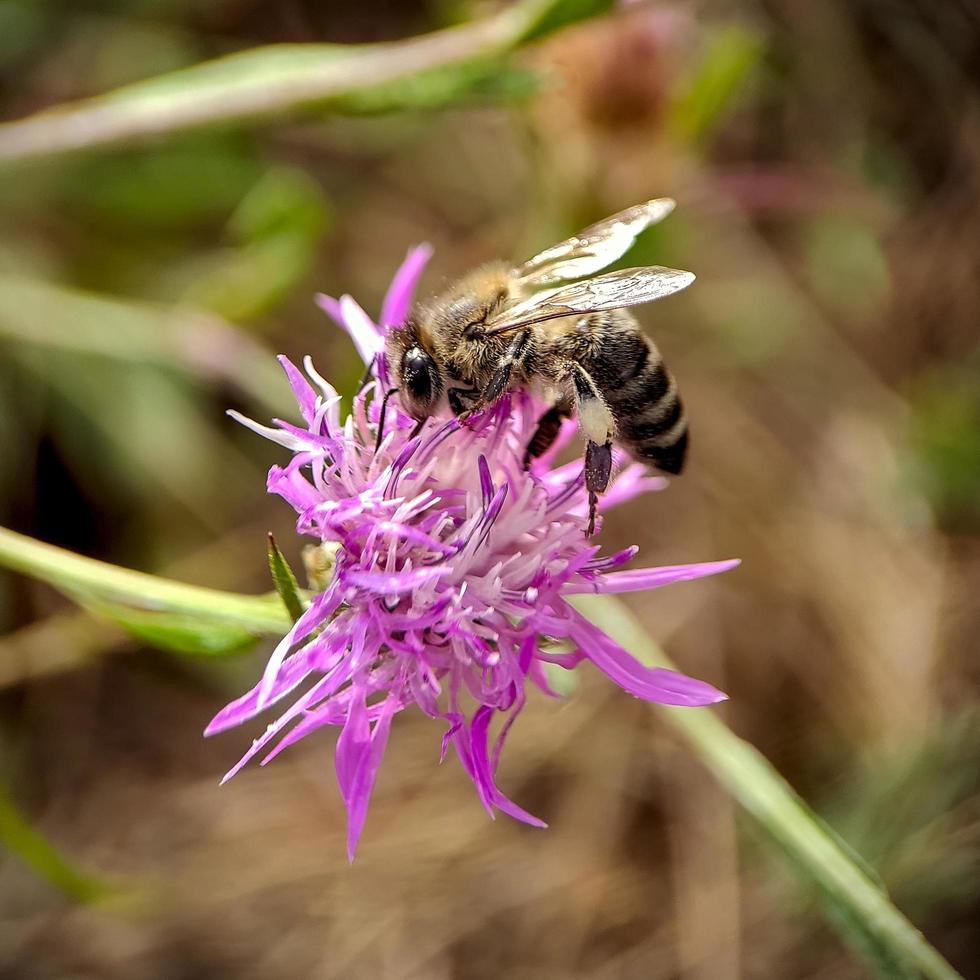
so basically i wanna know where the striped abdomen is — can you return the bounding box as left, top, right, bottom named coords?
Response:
left=585, top=316, right=688, bottom=474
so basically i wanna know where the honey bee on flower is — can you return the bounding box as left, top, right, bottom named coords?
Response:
left=210, top=231, right=736, bottom=860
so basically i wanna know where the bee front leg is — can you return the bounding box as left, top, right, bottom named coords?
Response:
left=484, top=329, right=531, bottom=405
left=448, top=387, right=480, bottom=416
left=571, top=364, right=615, bottom=535
left=457, top=329, right=532, bottom=421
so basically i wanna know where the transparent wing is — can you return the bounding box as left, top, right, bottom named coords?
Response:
left=484, top=266, right=695, bottom=336
left=516, top=198, right=677, bottom=287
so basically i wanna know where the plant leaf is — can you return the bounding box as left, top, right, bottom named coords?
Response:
left=0, top=785, right=114, bottom=903
left=267, top=534, right=307, bottom=624
left=0, top=0, right=613, bottom=164
left=324, top=58, right=541, bottom=115
left=70, top=592, right=260, bottom=657
left=669, top=24, right=764, bottom=141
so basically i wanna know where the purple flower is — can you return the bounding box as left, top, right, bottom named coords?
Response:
left=207, top=245, right=738, bottom=860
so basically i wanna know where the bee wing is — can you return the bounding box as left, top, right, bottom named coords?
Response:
left=515, top=198, right=677, bottom=287
left=485, top=266, right=695, bottom=335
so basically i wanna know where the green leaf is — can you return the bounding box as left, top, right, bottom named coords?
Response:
left=178, top=167, right=331, bottom=320
left=324, top=57, right=541, bottom=115
left=267, top=534, right=307, bottom=624
left=53, top=132, right=263, bottom=232
left=70, top=592, right=260, bottom=657
left=669, top=24, right=764, bottom=141
left=227, top=166, right=329, bottom=243
left=0, top=785, right=114, bottom=903
left=0, top=0, right=613, bottom=164
left=519, top=0, right=613, bottom=43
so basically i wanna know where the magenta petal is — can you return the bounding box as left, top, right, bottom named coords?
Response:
left=315, top=292, right=382, bottom=366
left=340, top=295, right=384, bottom=364
left=267, top=463, right=320, bottom=512
left=218, top=672, right=339, bottom=784
left=478, top=455, right=494, bottom=507
left=381, top=243, right=433, bottom=328
left=565, top=606, right=727, bottom=706
left=582, top=545, right=639, bottom=572
left=335, top=686, right=370, bottom=857
left=346, top=566, right=451, bottom=593
left=359, top=700, right=397, bottom=836
left=205, top=652, right=313, bottom=735
left=469, top=706, right=546, bottom=827
left=601, top=463, right=668, bottom=509
left=564, top=559, right=741, bottom=595
left=313, top=292, right=343, bottom=326
left=340, top=693, right=397, bottom=862
left=335, top=685, right=368, bottom=803
left=260, top=703, right=340, bottom=763
left=276, top=355, right=318, bottom=425
left=257, top=586, right=341, bottom=706
left=261, top=693, right=401, bottom=765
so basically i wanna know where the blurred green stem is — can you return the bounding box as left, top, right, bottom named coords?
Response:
left=0, top=785, right=113, bottom=903
left=0, top=527, right=289, bottom=635
left=572, top=594, right=961, bottom=980
left=0, top=528, right=962, bottom=975
left=0, top=0, right=610, bottom=163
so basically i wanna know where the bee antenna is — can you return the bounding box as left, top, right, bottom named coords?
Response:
left=375, top=387, right=400, bottom=454
left=357, top=356, right=378, bottom=393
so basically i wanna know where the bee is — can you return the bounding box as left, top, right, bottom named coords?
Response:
left=384, top=199, right=694, bottom=534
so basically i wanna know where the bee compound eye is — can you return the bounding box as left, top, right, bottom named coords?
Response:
left=402, top=346, right=434, bottom=404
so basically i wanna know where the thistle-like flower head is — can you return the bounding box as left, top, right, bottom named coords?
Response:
left=207, top=246, right=738, bottom=859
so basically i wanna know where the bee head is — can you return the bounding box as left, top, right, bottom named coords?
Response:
left=384, top=321, right=444, bottom=419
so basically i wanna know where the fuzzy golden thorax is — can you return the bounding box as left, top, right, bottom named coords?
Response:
left=386, top=262, right=520, bottom=419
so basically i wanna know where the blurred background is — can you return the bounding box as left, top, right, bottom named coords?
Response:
left=0, top=1, right=978, bottom=977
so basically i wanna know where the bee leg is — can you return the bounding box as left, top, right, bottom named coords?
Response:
left=523, top=400, right=572, bottom=468
left=483, top=329, right=531, bottom=406
left=571, top=363, right=615, bottom=535
left=585, top=440, right=613, bottom=536
left=448, top=387, right=480, bottom=416
left=458, top=329, right=532, bottom=421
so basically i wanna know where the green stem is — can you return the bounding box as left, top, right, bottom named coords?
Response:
left=0, top=526, right=289, bottom=635
left=571, top=594, right=961, bottom=980
left=0, top=786, right=113, bottom=903
left=0, top=0, right=609, bottom=164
